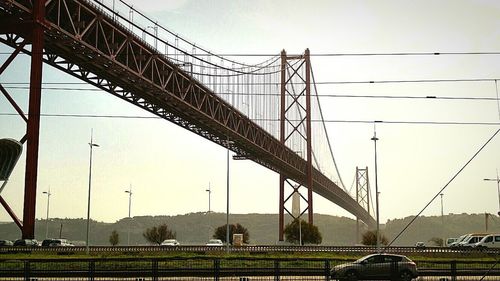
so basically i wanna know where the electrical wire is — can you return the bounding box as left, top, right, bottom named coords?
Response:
left=94, top=0, right=282, bottom=72
left=385, top=128, right=500, bottom=249
left=3, top=77, right=499, bottom=85
left=2, top=51, right=500, bottom=57
left=1, top=113, right=499, bottom=126
left=2, top=85, right=500, bottom=102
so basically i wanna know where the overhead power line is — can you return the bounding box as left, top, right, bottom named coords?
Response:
left=2, top=51, right=500, bottom=57
left=386, top=127, right=500, bottom=248
left=1, top=85, right=499, bottom=102
left=1, top=113, right=499, bottom=126
left=2, top=78, right=498, bottom=85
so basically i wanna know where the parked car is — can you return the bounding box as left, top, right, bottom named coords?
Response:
left=330, top=253, right=418, bottom=281
left=415, top=242, right=425, bottom=248
left=161, top=239, right=180, bottom=246
left=13, top=239, right=39, bottom=247
left=446, top=237, right=457, bottom=247
left=42, top=238, right=72, bottom=247
left=449, top=234, right=470, bottom=247
left=206, top=239, right=223, bottom=246
left=457, top=234, right=487, bottom=248
left=474, top=234, right=500, bottom=249
left=0, top=240, right=13, bottom=246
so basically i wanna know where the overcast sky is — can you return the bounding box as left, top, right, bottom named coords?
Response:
left=0, top=0, right=499, bottom=228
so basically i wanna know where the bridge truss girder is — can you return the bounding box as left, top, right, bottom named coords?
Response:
left=0, top=0, right=375, bottom=238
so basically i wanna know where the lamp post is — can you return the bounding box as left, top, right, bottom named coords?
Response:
left=226, top=139, right=232, bottom=253
left=125, top=185, right=132, bottom=246
left=206, top=183, right=212, bottom=240
left=206, top=183, right=212, bottom=213
left=86, top=130, right=99, bottom=254
left=440, top=193, right=444, bottom=247
left=371, top=130, right=380, bottom=252
left=42, top=188, right=51, bottom=239
left=483, top=169, right=500, bottom=216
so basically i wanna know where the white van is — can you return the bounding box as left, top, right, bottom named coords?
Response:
left=449, top=234, right=470, bottom=247
left=458, top=234, right=487, bottom=248
left=474, top=234, right=500, bottom=249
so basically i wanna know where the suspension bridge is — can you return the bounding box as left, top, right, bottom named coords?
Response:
left=0, top=0, right=376, bottom=240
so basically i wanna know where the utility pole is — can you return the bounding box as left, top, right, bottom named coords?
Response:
left=440, top=193, right=444, bottom=246
left=125, top=185, right=132, bottom=246
left=42, top=188, right=51, bottom=239
left=371, top=128, right=380, bottom=252
left=206, top=183, right=212, bottom=241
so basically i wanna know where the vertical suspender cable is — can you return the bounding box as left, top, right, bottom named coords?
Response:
left=310, top=65, right=346, bottom=191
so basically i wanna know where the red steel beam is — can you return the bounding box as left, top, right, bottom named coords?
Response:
left=0, top=84, right=28, bottom=123
left=278, top=50, right=287, bottom=241
left=0, top=195, right=23, bottom=230
left=305, top=48, right=313, bottom=224
left=0, top=39, right=26, bottom=75
left=22, top=0, right=46, bottom=239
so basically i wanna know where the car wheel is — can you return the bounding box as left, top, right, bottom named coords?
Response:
left=345, top=270, right=358, bottom=281
left=399, top=270, right=413, bottom=281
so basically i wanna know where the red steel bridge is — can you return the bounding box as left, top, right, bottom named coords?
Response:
left=0, top=0, right=376, bottom=239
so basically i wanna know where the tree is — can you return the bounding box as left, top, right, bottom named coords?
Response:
left=109, top=230, right=119, bottom=246
left=284, top=219, right=322, bottom=245
left=361, top=230, right=389, bottom=246
left=213, top=223, right=250, bottom=244
left=143, top=223, right=176, bottom=245
left=429, top=237, right=444, bottom=247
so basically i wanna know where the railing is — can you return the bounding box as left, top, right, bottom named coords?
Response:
left=0, top=257, right=498, bottom=280
left=1, top=245, right=499, bottom=255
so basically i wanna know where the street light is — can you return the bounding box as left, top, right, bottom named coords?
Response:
left=225, top=138, right=233, bottom=253
left=86, top=130, right=99, bottom=254
left=42, top=188, right=51, bottom=239
left=206, top=183, right=212, bottom=213
left=371, top=129, right=380, bottom=252
left=483, top=170, right=500, bottom=216
left=206, top=183, right=212, bottom=241
left=440, top=193, right=444, bottom=247
left=125, top=185, right=132, bottom=246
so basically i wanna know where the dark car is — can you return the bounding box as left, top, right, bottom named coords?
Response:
left=13, top=239, right=39, bottom=247
left=0, top=240, right=13, bottom=246
left=330, top=253, right=418, bottom=281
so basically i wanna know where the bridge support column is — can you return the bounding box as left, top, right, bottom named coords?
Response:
left=0, top=1, right=46, bottom=238
left=22, top=0, right=46, bottom=239
left=278, top=49, right=313, bottom=241
left=355, top=167, right=370, bottom=244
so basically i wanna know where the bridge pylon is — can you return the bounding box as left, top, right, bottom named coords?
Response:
left=0, top=0, right=47, bottom=238
left=278, top=49, right=313, bottom=241
left=355, top=167, right=370, bottom=243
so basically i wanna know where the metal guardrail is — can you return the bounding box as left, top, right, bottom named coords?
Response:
left=1, top=245, right=499, bottom=255
left=0, top=256, right=498, bottom=280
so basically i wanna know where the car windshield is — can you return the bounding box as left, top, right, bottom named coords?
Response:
left=457, top=234, right=470, bottom=243
left=208, top=239, right=220, bottom=243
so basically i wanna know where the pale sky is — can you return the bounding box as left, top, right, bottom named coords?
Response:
left=0, top=0, right=499, bottom=229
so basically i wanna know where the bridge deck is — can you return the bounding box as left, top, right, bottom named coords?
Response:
left=0, top=0, right=375, bottom=227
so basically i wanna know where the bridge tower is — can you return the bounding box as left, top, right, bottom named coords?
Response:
left=355, top=167, right=370, bottom=243
left=0, top=0, right=46, bottom=238
left=278, top=49, right=313, bottom=241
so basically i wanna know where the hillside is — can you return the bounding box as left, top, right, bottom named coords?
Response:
left=0, top=213, right=498, bottom=246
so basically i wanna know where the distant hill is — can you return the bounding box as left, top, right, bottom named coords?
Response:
left=0, top=213, right=498, bottom=246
